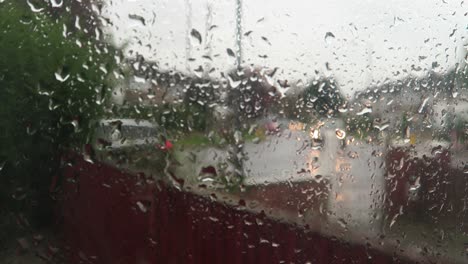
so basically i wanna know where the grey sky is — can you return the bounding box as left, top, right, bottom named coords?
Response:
left=103, top=0, right=467, bottom=96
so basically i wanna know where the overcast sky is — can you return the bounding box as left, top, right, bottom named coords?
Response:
left=102, top=0, right=467, bottom=96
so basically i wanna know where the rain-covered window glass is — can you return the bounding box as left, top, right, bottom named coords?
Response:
left=0, top=0, right=467, bottom=263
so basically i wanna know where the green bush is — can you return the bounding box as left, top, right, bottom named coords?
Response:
left=0, top=1, right=116, bottom=234
left=345, top=114, right=374, bottom=139
left=300, top=78, right=344, bottom=117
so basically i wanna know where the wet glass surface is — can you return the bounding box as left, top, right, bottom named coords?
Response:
left=0, top=0, right=467, bottom=263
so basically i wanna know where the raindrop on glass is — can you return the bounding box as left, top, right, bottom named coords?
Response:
left=190, top=28, right=202, bottom=45
left=55, top=69, right=70, bottom=82
left=50, top=0, right=63, bottom=8
left=27, top=0, right=44, bottom=12
left=226, top=48, right=236, bottom=57
left=335, top=129, right=346, bottom=139
left=324, top=32, right=335, bottom=45
left=128, top=14, right=146, bottom=26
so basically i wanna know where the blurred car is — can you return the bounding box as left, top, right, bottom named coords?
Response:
left=93, top=119, right=161, bottom=150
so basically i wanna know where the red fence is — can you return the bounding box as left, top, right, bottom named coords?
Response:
left=385, top=147, right=467, bottom=228
left=58, top=153, right=412, bottom=264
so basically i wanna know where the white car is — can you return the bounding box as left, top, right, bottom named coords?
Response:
left=93, top=119, right=161, bottom=149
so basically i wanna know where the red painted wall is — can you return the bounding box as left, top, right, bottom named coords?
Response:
left=58, top=153, right=411, bottom=264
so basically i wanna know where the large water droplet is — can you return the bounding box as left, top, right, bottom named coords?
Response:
left=27, top=0, right=44, bottom=12
left=226, top=48, right=236, bottom=57
left=193, top=65, right=204, bottom=78
left=50, top=0, right=63, bottom=8
left=463, top=165, right=468, bottom=174
left=48, top=98, right=60, bottom=110
left=190, top=28, right=202, bottom=45
left=374, top=123, right=389, bottom=131
left=55, top=70, right=70, bottom=82
left=324, top=32, right=335, bottom=45
left=261, top=36, right=271, bottom=45
left=418, top=97, right=429, bottom=113
left=227, top=75, right=241, bottom=88
left=356, top=107, right=372, bottom=115
left=389, top=213, right=399, bottom=229
left=136, top=201, right=147, bottom=213
left=335, top=129, right=346, bottom=139
left=71, top=119, right=80, bottom=133
left=134, top=75, right=146, bottom=83
left=0, top=160, right=6, bottom=172
left=234, top=130, right=243, bottom=144
left=110, top=128, right=122, bottom=141
left=337, top=218, right=348, bottom=229
left=128, top=14, right=146, bottom=26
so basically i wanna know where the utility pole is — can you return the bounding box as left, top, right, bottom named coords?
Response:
left=366, top=42, right=374, bottom=87
left=185, top=0, right=193, bottom=72
left=204, top=2, right=213, bottom=77
left=235, top=0, right=243, bottom=69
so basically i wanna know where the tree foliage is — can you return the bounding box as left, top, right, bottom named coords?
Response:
left=300, top=78, right=344, bottom=117
left=0, top=1, right=116, bottom=232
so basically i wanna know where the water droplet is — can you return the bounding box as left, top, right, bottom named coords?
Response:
left=210, top=193, right=217, bottom=201
left=0, top=160, right=6, bottom=172
left=314, top=174, right=323, bottom=182
left=449, top=28, right=457, bottom=38
left=71, top=119, right=80, bottom=133
left=83, top=155, right=94, bottom=164
left=110, top=128, right=122, bottom=141
left=374, top=123, right=389, bottom=131
left=234, top=130, right=243, bottom=144
left=190, top=28, right=202, bottom=45
left=226, top=48, right=236, bottom=57
left=261, top=36, right=271, bottom=45
left=27, top=0, right=44, bottom=12
left=347, top=151, right=358, bottom=159
left=200, top=177, right=215, bottom=183
left=48, top=98, right=60, bottom=110
left=356, top=107, right=372, bottom=115
left=55, top=70, right=70, bottom=82
left=337, top=218, right=347, bottom=229
left=324, top=32, right=335, bottom=45
left=338, top=107, right=348, bottom=113
left=463, top=165, right=468, bottom=174
left=26, top=123, right=36, bottom=136
left=128, top=14, right=146, bottom=26
left=136, top=201, right=147, bottom=213
left=50, top=0, right=63, bottom=8
left=134, top=76, right=146, bottom=83
left=418, top=97, right=429, bottom=113
left=227, top=75, right=241, bottom=88
left=193, top=65, right=204, bottom=78
left=335, top=129, right=346, bottom=139
left=389, top=214, right=399, bottom=228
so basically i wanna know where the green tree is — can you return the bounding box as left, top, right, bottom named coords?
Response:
left=0, top=1, right=116, bottom=236
left=226, top=69, right=280, bottom=121
left=300, top=78, right=345, bottom=117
